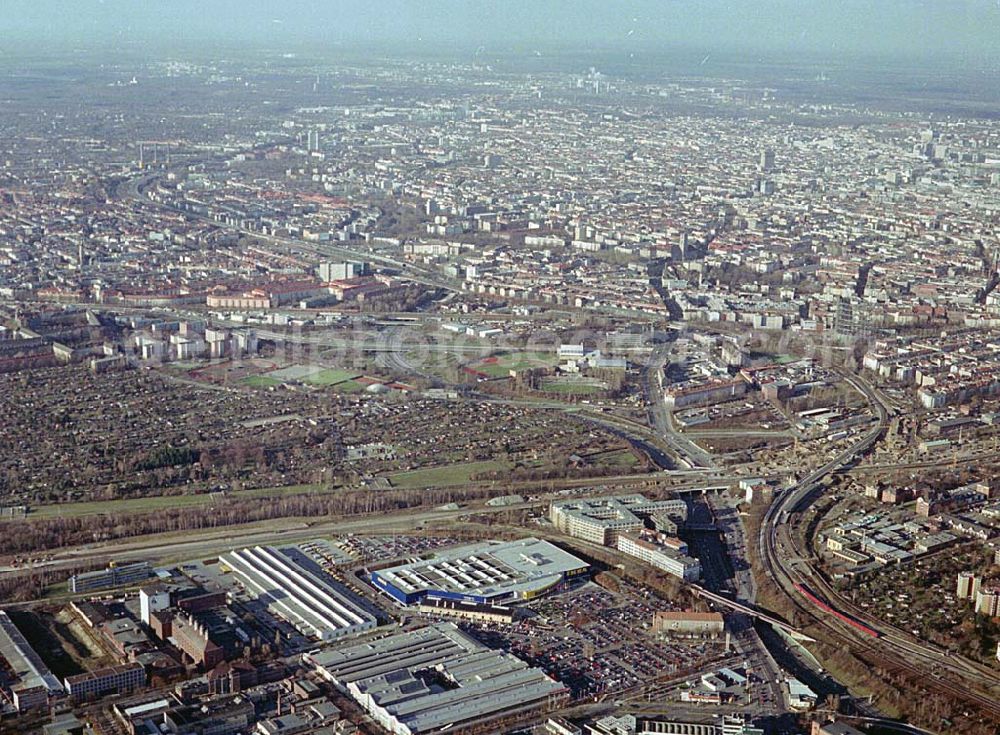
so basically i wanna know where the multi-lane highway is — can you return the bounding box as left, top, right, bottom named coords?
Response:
left=642, top=345, right=718, bottom=470
left=3, top=476, right=744, bottom=584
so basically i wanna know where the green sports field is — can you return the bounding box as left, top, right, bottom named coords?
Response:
left=538, top=379, right=605, bottom=395
left=303, top=368, right=362, bottom=385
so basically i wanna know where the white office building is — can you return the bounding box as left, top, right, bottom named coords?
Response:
left=550, top=494, right=688, bottom=546
left=616, top=534, right=702, bottom=581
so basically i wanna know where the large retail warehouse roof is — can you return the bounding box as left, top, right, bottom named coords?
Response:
left=370, top=537, right=588, bottom=605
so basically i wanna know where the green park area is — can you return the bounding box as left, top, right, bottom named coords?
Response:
left=332, top=379, right=369, bottom=393
left=385, top=459, right=509, bottom=489
left=241, top=365, right=362, bottom=389
left=29, top=483, right=325, bottom=520
left=26, top=458, right=516, bottom=520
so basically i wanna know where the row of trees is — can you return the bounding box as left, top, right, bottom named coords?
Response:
left=791, top=613, right=1000, bottom=733
left=0, top=561, right=102, bottom=603
left=1, top=483, right=519, bottom=556
left=472, top=456, right=649, bottom=483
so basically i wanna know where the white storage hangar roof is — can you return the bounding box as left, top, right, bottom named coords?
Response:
left=223, top=545, right=376, bottom=641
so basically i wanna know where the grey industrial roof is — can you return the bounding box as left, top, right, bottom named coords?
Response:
left=309, top=623, right=565, bottom=735
left=309, top=623, right=476, bottom=683
left=550, top=494, right=687, bottom=528
left=0, top=610, right=63, bottom=694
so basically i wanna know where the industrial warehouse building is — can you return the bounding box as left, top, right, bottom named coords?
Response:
left=0, top=610, right=63, bottom=712
left=306, top=623, right=568, bottom=735
left=64, top=663, right=145, bottom=702
left=588, top=714, right=763, bottom=735
left=662, top=378, right=748, bottom=410
left=369, top=538, right=589, bottom=606
left=550, top=495, right=688, bottom=546
left=221, top=545, right=376, bottom=641
left=416, top=597, right=518, bottom=624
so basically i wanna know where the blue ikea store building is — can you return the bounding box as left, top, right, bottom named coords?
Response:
left=369, top=538, right=589, bottom=606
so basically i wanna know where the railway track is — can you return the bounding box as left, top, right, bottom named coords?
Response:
left=769, top=558, right=1000, bottom=719
left=768, top=514, right=1000, bottom=719
left=799, top=563, right=997, bottom=683
left=758, top=372, right=1000, bottom=724
left=772, top=521, right=1000, bottom=719
left=780, top=560, right=1000, bottom=722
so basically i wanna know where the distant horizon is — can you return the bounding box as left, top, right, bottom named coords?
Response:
left=1, top=1, right=999, bottom=69
left=0, top=36, right=996, bottom=81
left=5, top=34, right=1000, bottom=121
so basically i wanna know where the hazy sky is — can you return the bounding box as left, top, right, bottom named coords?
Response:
left=2, top=0, right=1000, bottom=63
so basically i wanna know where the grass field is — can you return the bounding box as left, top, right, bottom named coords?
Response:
left=539, top=379, right=605, bottom=395
left=266, top=364, right=324, bottom=381
left=332, top=379, right=367, bottom=393
left=242, top=375, right=282, bottom=387
left=385, top=460, right=509, bottom=489
left=591, top=449, right=641, bottom=469
left=303, top=368, right=361, bottom=386
left=28, top=461, right=518, bottom=505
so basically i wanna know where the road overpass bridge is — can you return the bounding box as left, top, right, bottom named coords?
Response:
left=692, top=585, right=815, bottom=642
